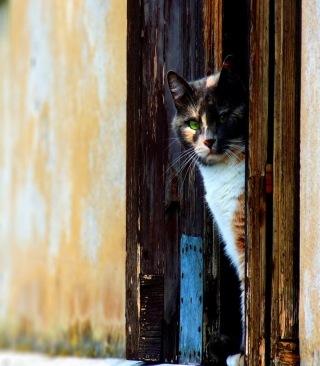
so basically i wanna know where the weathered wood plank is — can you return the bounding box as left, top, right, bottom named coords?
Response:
left=202, top=4, right=222, bottom=359
left=247, top=0, right=269, bottom=364
left=139, top=275, right=164, bottom=361
left=137, top=1, right=167, bottom=362
left=140, top=0, right=166, bottom=276
left=276, top=341, right=300, bottom=366
left=203, top=0, right=222, bottom=75
left=126, top=0, right=142, bottom=360
left=127, top=0, right=210, bottom=361
left=162, top=1, right=185, bottom=362
left=272, top=0, right=300, bottom=363
left=246, top=176, right=268, bottom=365
left=179, top=235, right=203, bottom=365
left=127, top=0, right=249, bottom=363
left=163, top=0, right=207, bottom=362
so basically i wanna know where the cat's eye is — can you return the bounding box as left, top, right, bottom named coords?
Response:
left=188, top=120, right=200, bottom=130
left=219, top=114, right=228, bottom=124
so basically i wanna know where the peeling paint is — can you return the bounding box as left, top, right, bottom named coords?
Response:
left=303, top=271, right=313, bottom=341
left=0, top=0, right=126, bottom=356
left=14, top=164, right=47, bottom=243
left=300, top=1, right=320, bottom=364
left=26, top=0, right=54, bottom=118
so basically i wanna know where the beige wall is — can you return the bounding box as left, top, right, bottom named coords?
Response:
left=1, top=0, right=320, bottom=363
left=300, top=1, right=320, bottom=365
left=0, top=0, right=126, bottom=356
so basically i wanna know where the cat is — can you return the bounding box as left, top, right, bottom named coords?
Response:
left=167, top=55, right=246, bottom=366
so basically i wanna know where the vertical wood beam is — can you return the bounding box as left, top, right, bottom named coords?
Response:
left=127, top=0, right=251, bottom=363
left=202, top=1, right=223, bottom=361
left=203, top=0, right=222, bottom=75
left=137, top=0, right=167, bottom=360
left=138, top=275, right=164, bottom=361
left=126, top=0, right=142, bottom=359
left=272, top=0, right=300, bottom=364
left=163, top=0, right=207, bottom=362
left=247, top=0, right=269, bottom=365
left=179, top=235, right=203, bottom=364
left=127, top=0, right=209, bottom=361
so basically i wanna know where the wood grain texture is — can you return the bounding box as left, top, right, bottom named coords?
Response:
left=271, top=0, right=300, bottom=363
left=179, top=235, right=203, bottom=365
left=202, top=2, right=224, bottom=359
left=139, top=275, right=164, bottom=361
left=163, top=1, right=208, bottom=362
left=203, top=0, right=222, bottom=74
left=246, top=0, right=269, bottom=365
left=276, top=341, right=300, bottom=366
left=126, top=0, right=142, bottom=359
left=127, top=0, right=211, bottom=362
left=127, top=0, right=247, bottom=362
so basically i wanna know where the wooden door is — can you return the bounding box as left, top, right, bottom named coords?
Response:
left=126, top=0, right=300, bottom=364
left=246, top=0, right=300, bottom=365
left=126, top=1, right=225, bottom=362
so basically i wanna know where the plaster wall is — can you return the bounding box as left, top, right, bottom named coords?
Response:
left=300, top=1, right=320, bottom=364
left=0, top=0, right=126, bottom=356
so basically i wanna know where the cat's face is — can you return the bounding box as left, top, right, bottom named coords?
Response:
left=167, top=56, right=247, bottom=166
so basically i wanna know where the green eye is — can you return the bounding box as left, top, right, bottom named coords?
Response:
left=188, top=120, right=200, bottom=130
left=219, top=114, right=228, bottom=124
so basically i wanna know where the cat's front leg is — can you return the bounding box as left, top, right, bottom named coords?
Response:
left=226, top=353, right=245, bottom=366
left=228, top=272, right=245, bottom=366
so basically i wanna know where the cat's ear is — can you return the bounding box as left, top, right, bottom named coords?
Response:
left=167, top=71, right=193, bottom=108
left=217, top=55, right=241, bottom=89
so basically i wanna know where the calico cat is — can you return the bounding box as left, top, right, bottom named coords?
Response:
left=167, top=55, right=246, bottom=366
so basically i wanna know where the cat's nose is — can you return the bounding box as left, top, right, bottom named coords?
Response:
left=204, top=138, right=216, bottom=149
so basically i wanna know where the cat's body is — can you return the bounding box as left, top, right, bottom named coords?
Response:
left=199, top=159, right=245, bottom=280
left=167, top=56, right=246, bottom=366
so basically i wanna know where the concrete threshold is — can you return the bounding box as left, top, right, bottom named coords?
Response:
left=0, top=352, right=145, bottom=366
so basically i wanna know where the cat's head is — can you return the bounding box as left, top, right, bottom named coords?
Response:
left=167, top=55, right=247, bottom=166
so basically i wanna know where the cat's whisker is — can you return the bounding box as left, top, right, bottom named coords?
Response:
left=162, top=156, right=195, bottom=183
left=227, top=147, right=244, bottom=157
left=175, top=150, right=195, bottom=166
left=226, top=142, right=246, bottom=159
left=191, top=156, right=200, bottom=177
left=225, top=143, right=245, bottom=155
left=224, top=150, right=236, bottom=165
left=225, top=139, right=245, bottom=143
left=166, top=149, right=194, bottom=171
left=175, top=149, right=198, bottom=175
left=225, top=149, right=239, bottom=166
left=181, top=154, right=199, bottom=185
left=165, top=149, right=198, bottom=180
left=229, top=142, right=244, bottom=147
left=165, top=138, right=180, bottom=152
left=228, top=140, right=245, bottom=147
left=184, top=152, right=198, bottom=174
left=177, top=151, right=198, bottom=175
left=229, top=149, right=241, bottom=164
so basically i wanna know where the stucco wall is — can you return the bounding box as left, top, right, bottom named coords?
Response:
left=0, top=0, right=126, bottom=356
left=300, top=1, right=320, bottom=365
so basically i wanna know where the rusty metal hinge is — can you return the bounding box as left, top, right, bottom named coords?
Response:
left=266, top=164, right=273, bottom=194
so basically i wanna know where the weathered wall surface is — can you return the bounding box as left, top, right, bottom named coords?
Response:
left=300, top=1, right=320, bottom=365
left=0, top=0, right=126, bottom=356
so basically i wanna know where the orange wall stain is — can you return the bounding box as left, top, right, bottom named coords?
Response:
left=0, top=0, right=126, bottom=357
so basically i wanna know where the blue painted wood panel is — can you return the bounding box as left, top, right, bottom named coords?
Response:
left=179, top=234, right=203, bottom=364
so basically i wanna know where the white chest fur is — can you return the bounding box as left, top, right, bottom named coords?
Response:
left=199, top=160, right=245, bottom=270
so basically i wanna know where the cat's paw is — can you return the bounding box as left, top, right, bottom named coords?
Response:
left=206, top=334, right=239, bottom=365
left=226, top=353, right=244, bottom=366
